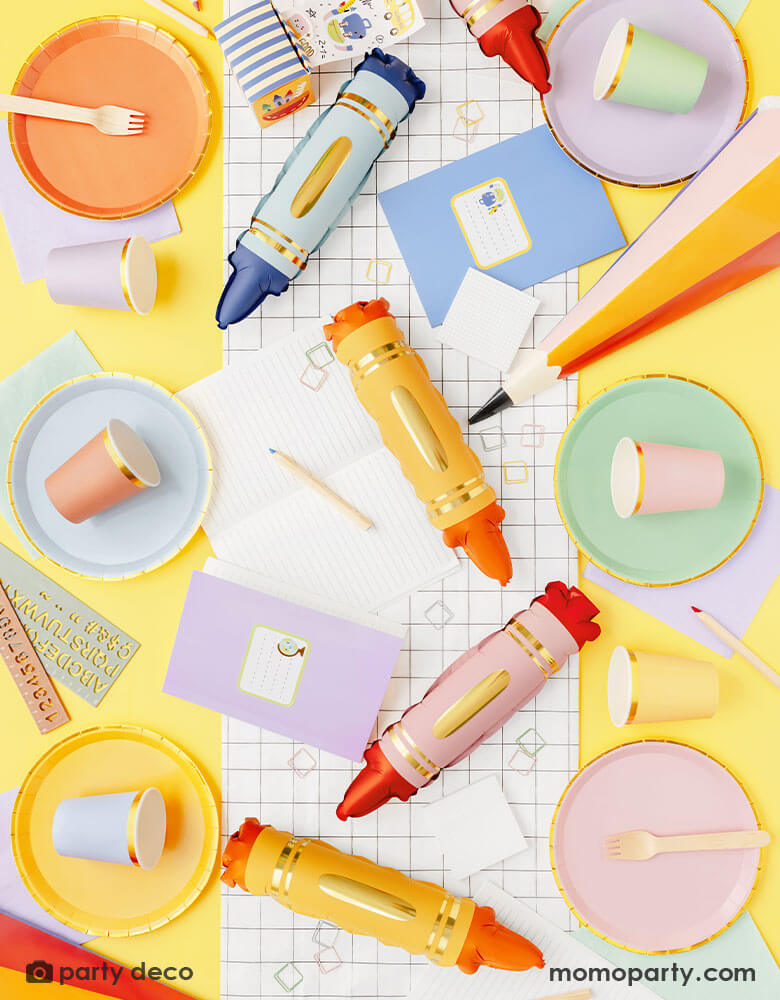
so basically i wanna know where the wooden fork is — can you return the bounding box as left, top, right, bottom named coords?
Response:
left=605, top=829, right=770, bottom=861
left=0, top=95, right=145, bottom=136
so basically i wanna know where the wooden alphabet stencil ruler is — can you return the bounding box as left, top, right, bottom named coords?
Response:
left=0, top=583, right=69, bottom=734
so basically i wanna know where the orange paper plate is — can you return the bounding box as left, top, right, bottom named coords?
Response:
left=9, top=18, right=212, bottom=220
left=11, top=725, right=220, bottom=937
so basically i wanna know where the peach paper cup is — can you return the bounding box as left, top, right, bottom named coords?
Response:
left=45, top=418, right=161, bottom=524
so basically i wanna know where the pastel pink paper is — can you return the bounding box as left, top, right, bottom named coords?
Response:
left=46, top=238, right=131, bottom=311
left=537, top=105, right=780, bottom=357
left=380, top=602, right=579, bottom=788
left=552, top=742, right=760, bottom=952
left=45, top=429, right=144, bottom=523
left=637, top=441, right=724, bottom=514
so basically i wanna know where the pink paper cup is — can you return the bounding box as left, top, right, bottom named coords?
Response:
left=610, top=437, right=725, bottom=518
left=45, top=418, right=161, bottom=524
left=46, top=235, right=157, bottom=314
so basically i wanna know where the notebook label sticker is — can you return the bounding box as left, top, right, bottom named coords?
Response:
left=451, top=178, right=531, bottom=269
left=239, top=624, right=310, bottom=706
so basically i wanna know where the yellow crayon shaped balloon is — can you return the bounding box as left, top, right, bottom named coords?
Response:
left=324, top=299, right=512, bottom=585
left=222, top=819, right=544, bottom=974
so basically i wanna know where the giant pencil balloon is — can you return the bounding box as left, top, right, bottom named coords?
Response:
left=470, top=96, right=780, bottom=423
left=217, top=49, right=424, bottom=328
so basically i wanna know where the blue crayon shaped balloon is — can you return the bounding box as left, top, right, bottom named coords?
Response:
left=217, top=49, right=425, bottom=328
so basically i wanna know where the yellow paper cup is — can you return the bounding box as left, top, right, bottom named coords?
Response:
left=608, top=646, right=719, bottom=726
left=594, top=18, right=708, bottom=114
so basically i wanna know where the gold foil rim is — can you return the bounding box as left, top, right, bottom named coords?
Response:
left=541, top=0, right=750, bottom=189
left=126, top=790, right=144, bottom=868
left=554, top=374, right=764, bottom=587
left=7, top=373, right=213, bottom=581
left=549, top=738, right=765, bottom=954
left=602, top=23, right=635, bottom=101
left=8, top=17, right=213, bottom=219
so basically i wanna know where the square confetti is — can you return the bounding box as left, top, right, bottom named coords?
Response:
left=315, top=947, right=342, bottom=974
left=288, top=747, right=317, bottom=777
left=274, top=964, right=304, bottom=993
left=516, top=727, right=547, bottom=758
left=504, top=460, right=529, bottom=485
left=424, top=599, right=454, bottom=630
left=299, top=363, right=329, bottom=392
left=305, top=342, right=335, bottom=369
left=366, top=259, right=393, bottom=283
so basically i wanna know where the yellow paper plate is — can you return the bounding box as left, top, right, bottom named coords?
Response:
left=11, top=725, right=219, bottom=937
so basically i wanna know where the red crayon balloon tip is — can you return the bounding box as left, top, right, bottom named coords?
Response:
left=457, top=906, right=544, bottom=974
left=691, top=606, right=702, bottom=613
left=478, top=4, right=551, bottom=95
left=337, top=742, right=418, bottom=820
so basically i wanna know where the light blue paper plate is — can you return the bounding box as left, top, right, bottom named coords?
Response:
left=8, top=373, right=212, bottom=580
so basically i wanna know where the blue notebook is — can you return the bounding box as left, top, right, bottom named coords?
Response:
left=379, top=126, right=625, bottom=326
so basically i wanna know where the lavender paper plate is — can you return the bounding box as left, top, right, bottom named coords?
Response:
left=541, top=0, right=749, bottom=187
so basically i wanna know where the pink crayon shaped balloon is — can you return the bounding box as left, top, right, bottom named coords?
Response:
left=338, top=582, right=600, bottom=819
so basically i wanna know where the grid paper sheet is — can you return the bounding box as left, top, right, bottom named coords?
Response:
left=221, top=2, right=581, bottom=997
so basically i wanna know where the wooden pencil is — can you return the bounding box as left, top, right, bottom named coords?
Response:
left=692, top=606, right=780, bottom=690
left=270, top=449, right=373, bottom=531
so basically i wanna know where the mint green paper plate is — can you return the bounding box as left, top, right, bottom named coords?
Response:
left=555, top=376, right=763, bottom=586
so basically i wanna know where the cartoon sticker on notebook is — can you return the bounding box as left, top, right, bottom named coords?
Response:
left=451, top=178, right=531, bottom=269
left=239, top=624, right=311, bottom=707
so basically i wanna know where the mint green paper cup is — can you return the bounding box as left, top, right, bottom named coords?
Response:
left=593, top=18, right=708, bottom=114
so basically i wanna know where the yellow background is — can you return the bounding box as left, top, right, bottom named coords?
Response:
left=1, top=0, right=778, bottom=997
left=0, top=0, right=224, bottom=996
left=578, top=0, right=780, bottom=965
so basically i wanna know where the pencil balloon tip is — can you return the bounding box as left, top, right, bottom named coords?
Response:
left=269, top=448, right=276, bottom=454
left=691, top=606, right=702, bottom=613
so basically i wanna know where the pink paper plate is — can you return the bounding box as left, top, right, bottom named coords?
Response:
left=541, top=0, right=749, bottom=187
left=551, top=741, right=763, bottom=952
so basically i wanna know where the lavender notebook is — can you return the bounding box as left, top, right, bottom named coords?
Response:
left=164, top=571, right=404, bottom=761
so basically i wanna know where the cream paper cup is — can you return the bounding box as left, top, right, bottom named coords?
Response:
left=594, top=18, right=708, bottom=114
left=46, top=235, right=157, bottom=314
left=608, top=646, right=719, bottom=727
left=52, top=788, right=167, bottom=870
left=610, top=437, right=724, bottom=518
left=45, top=418, right=161, bottom=524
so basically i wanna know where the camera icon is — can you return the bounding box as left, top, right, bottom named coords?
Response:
left=26, top=960, right=54, bottom=984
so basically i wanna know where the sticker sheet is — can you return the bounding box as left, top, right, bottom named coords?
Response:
left=285, top=0, right=425, bottom=66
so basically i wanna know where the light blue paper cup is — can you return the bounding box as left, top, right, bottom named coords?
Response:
left=52, top=788, right=166, bottom=870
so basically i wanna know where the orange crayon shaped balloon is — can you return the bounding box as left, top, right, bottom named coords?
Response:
left=222, top=819, right=544, bottom=974
left=324, top=299, right=512, bottom=585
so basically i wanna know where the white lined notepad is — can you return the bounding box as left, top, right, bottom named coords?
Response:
left=178, top=326, right=459, bottom=611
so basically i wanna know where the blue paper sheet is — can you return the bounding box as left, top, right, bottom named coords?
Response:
left=379, top=126, right=625, bottom=326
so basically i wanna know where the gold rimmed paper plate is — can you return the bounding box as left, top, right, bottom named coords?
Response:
left=541, top=0, right=749, bottom=188
left=550, top=740, right=763, bottom=952
left=9, top=18, right=212, bottom=219
left=11, top=725, right=219, bottom=937
left=8, top=373, right=212, bottom=581
left=555, top=375, right=763, bottom=586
